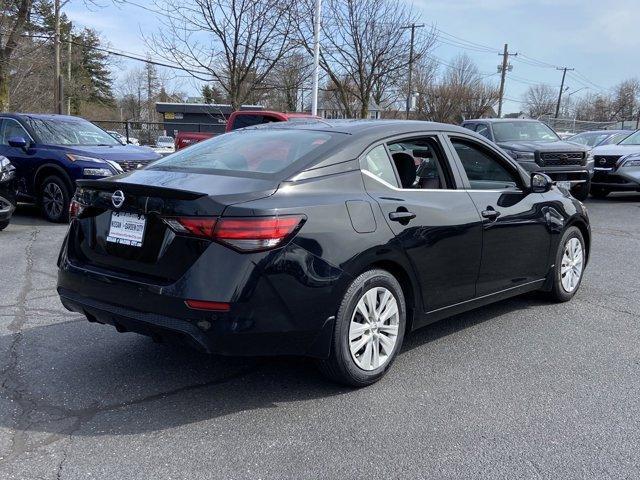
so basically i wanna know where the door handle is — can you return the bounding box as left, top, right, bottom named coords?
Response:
left=389, top=211, right=416, bottom=222
left=481, top=208, right=501, bottom=220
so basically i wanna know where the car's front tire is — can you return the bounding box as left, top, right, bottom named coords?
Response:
left=570, top=180, right=590, bottom=201
left=40, top=175, right=70, bottom=223
left=546, top=226, right=586, bottom=302
left=318, top=269, right=406, bottom=387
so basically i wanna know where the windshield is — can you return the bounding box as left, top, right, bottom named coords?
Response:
left=619, top=130, right=640, bottom=145
left=150, top=129, right=337, bottom=176
left=26, top=117, right=120, bottom=146
left=492, top=122, right=559, bottom=142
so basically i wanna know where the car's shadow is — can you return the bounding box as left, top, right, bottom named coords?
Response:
left=1, top=292, right=549, bottom=440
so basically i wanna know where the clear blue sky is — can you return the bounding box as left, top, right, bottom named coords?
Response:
left=66, top=0, right=640, bottom=114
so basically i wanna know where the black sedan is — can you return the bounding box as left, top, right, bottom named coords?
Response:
left=57, top=120, right=590, bottom=386
left=0, top=155, right=16, bottom=231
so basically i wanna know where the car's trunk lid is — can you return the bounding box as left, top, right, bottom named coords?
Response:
left=68, top=169, right=278, bottom=283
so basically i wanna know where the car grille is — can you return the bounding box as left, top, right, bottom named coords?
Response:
left=593, top=155, right=621, bottom=169
left=539, top=152, right=585, bottom=166
left=118, top=159, right=154, bottom=172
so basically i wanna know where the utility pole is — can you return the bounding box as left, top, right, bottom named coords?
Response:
left=310, top=0, right=322, bottom=116
left=555, top=67, right=574, bottom=118
left=402, top=23, right=424, bottom=120
left=54, top=0, right=62, bottom=114
left=66, top=37, right=72, bottom=115
left=497, top=44, right=517, bottom=118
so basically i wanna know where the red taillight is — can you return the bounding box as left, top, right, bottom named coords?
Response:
left=69, top=199, right=82, bottom=221
left=164, top=215, right=305, bottom=252
left=185, top=299, right=231, bottom=312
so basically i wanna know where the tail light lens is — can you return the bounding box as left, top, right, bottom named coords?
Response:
left=164, top=215, right=305, bottom=252
left=69, top=199, right=83, bottom=221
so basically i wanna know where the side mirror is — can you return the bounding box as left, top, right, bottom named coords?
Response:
left=530, top=172, right=552, bottom=193
left=8, top=136, right=28, bottom=149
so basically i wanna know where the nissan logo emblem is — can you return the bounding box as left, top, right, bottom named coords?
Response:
left=111, top=190, right=125, bottom=209
left=599, top=158, right=606, bottom=165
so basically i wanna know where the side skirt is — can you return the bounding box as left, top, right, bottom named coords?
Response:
left=412, top=279, right=546, bottom=330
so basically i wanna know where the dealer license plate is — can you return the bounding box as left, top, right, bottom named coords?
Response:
left=106, top=212, right=146, bottom=247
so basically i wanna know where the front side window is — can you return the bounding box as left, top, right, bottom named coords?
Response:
left=151, top=129, right=336, bottom=176
left=620, top=130, right=640, bottom=145
left=450, top=138, right=519, bottom=190
left=387, top=137, right=453, bottom=190
left=24, top=117, right=120, bottom=146
left=475, top=124, right=492, bottom=140
left=0, top=119, right=30, bottom=145
left=492, top=121, right=559, bottom=142
left=362, top=145, right=398, bottom=187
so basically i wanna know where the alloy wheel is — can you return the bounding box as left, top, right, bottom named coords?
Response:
left=560, top=237, right=584, bottom=293
left=42, top=182, right=64, bottom=220
left=349, top=286, right=399, bottom=371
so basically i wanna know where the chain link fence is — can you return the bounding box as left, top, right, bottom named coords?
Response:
left=539, top=115, right=640, bottom=136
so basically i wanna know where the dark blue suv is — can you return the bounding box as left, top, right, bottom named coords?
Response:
left=0, top=113, right=161, bottom=222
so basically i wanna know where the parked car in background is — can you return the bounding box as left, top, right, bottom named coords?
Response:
left=568, top=130, right=631, bottom=148
left=107, top=130, right=140, bottom=146
left=589, top=130, right=640, bottom=197
left=174, top=111, right=318, bottom=151
left=152, top=135, right=175, bottom=155
left=0, top=113, right=161, bottom=222
left=462, top=119, right=591, bottom=200
left=0, top=155, right=16, bottom=231
left=58, top=120, right=590, bottom=386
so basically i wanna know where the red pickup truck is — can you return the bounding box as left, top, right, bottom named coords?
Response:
left=174, top=110, right=316, bottom=150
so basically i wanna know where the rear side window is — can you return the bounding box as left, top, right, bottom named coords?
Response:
left=230, top=114, right=279, bottom=130
left=361, top=145, right=398, bottom=187
left=150, top=129, right=335, bottom=176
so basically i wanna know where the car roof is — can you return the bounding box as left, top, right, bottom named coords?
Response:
left=463, top=118, right=543, bottom=123
left=1, top=112, right=88, bottom=122
left=250, top=118, right=472, bottom=136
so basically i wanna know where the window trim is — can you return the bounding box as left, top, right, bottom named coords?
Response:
left=0, top=117, right=35, bottom=144
left=443, top=133, right=526, bottom=192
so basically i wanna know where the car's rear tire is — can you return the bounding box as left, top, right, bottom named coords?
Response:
left=546, top=226, right=586, bottom=303
left=570, top=180, right=590, bottom=201
left=0, top=220, right=9, bottom=231
left=590, top=186, right=610, bottom=199
left=40, top=175, right=70, bottom=223
left=317, top=269, right=406, bottom=387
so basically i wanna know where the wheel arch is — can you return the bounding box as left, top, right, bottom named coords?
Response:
left=565, top=216, right=591, bottom=263
left=34, top=163, right=74, bottom=197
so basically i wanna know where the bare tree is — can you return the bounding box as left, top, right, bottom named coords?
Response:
left=0, top=0, right=33, bottom=109
left=147, top=0, right=297, bottom=110
left=522, top=84, right=557, bottom=118
left=297, top=0, right=435, bottom=118
left=263, top=50, right=312, bottom=111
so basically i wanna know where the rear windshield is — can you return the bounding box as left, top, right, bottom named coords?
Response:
left=149, top=129, right=337, bottom=176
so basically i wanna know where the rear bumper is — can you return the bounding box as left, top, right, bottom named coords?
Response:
left=57, top=241, right=347, bottom=358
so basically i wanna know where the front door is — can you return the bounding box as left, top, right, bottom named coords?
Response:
left=445, top=135, right=551, bottom=296
left=361, top=136, right=483, bottom=312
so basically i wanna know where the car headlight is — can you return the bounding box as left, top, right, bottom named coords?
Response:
left=0, top=156, right=15, bottom=182
left=502, top=149, right=535, bottom=161
left=621, top=157, right=640, bottom=167
left=83, top=168, right=113, bottom=177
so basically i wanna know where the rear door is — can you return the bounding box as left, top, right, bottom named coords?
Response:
left=361, top=134, right=483, bottom=312
left=444, top=134, right=551, bottom=296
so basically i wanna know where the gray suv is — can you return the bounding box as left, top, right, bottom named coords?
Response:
left=462, top=119, right=591, bottom=200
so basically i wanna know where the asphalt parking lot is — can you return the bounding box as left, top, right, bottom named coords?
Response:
left=0, top=195, right=639, bottom=480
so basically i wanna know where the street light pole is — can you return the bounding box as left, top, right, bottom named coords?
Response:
left=310, top=0, right=322, bottom=117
